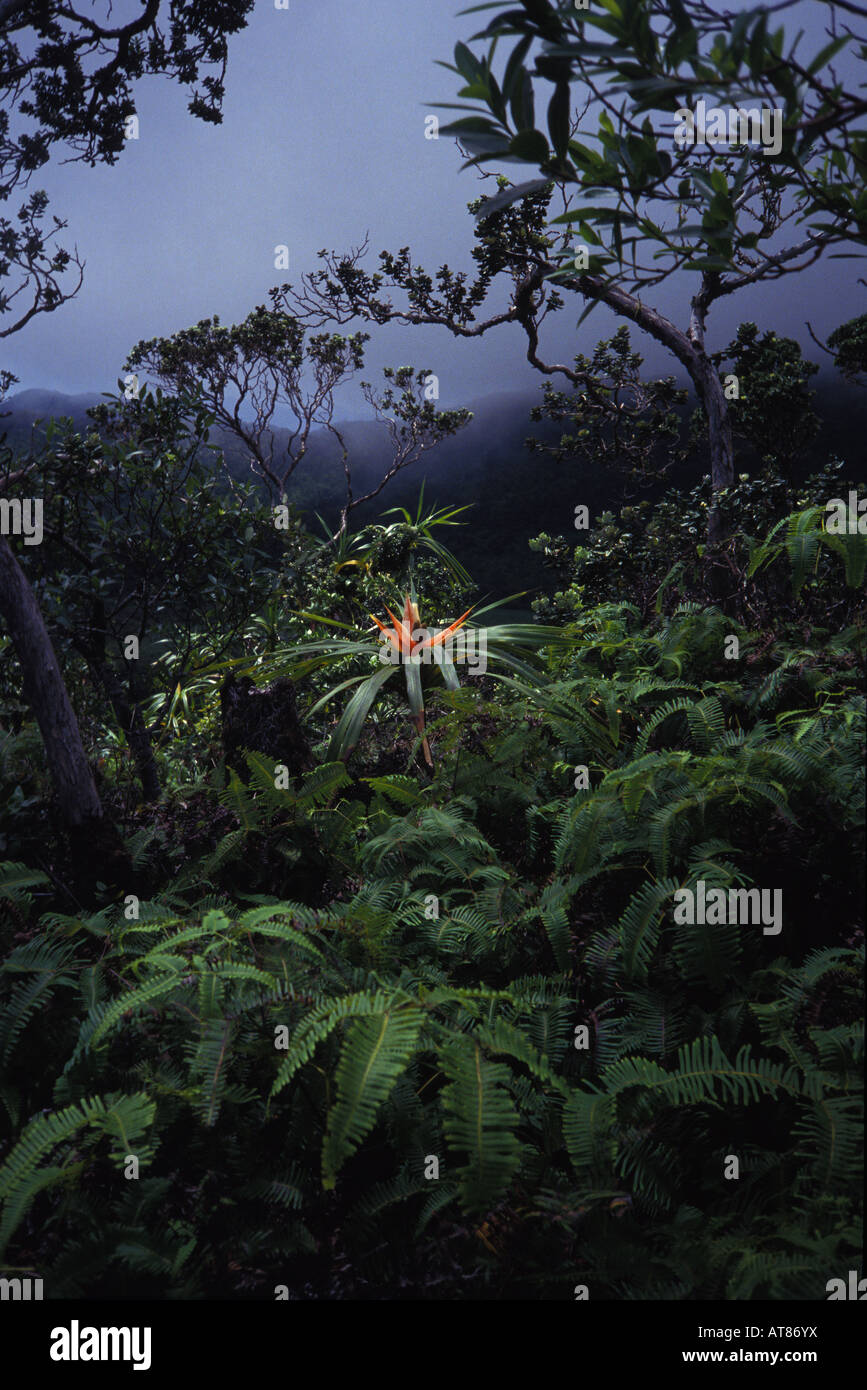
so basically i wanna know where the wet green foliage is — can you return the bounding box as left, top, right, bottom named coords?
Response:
left=0, top=447, right=862, bottom=1298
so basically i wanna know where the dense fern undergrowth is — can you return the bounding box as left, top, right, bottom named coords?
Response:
left=0, top=466, right=864, bottom=1301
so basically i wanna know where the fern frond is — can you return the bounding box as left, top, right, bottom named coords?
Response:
left=186, top=1018, right=235, bottom=1128
left=686, top=696, right=726, bottom=752
left=89, top=975, right=188, bottom=1049
left=0, top=860, right=50, bottom=910
left=439, top=1037, right=524, bottom=1216
left=269, top=990, right=403, bottom=1101
left=634, top=701, right=693, bottom=756
left=0, top=1093, right=155, bottom=1257
left=322, top=1003, right=424, bottom=1189
left=562, top=1086, right=617, bottom=1171
left=618, top=878, right=679, bottom=984
left=473, top=1017, right=568, bottom=1095
left=346, top=1169, right=430, bottom=1236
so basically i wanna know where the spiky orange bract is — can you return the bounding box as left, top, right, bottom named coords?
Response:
left=366, top=594, right=475, bottom=769
left=383, top=601, right=414, bottom=654
left=369, top=611, right=402, bottom=654
left=414, top=607, right=474, bottom=653
left=371, top=594, right=474, bottom=658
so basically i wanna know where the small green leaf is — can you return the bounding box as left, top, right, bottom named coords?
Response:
left=509, top=128, right=550, bottom=164
left=547, top=81, right=572, bottom=160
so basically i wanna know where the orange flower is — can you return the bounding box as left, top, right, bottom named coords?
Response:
left=368, top=594, right=475, bottom=768
left=370, top=593, right=473, bottom=659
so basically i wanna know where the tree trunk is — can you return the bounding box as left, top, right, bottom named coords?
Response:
left=689, top=349, right=734, bottom=545
left=73, top=598, right=161, bottom=804
left=566, top=268, right=734, bottom=547
left=96, top=660, right=161, bottom=803
left=0, top=534, right=104, bottom=825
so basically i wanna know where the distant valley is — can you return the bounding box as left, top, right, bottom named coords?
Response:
left=3, top=375, right=865, bottom=602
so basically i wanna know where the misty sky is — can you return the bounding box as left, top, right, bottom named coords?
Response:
left=4, top=0, right=864, bottom=420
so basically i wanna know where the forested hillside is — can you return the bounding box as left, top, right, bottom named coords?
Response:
left=5, top=372, right=866, bottom=600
